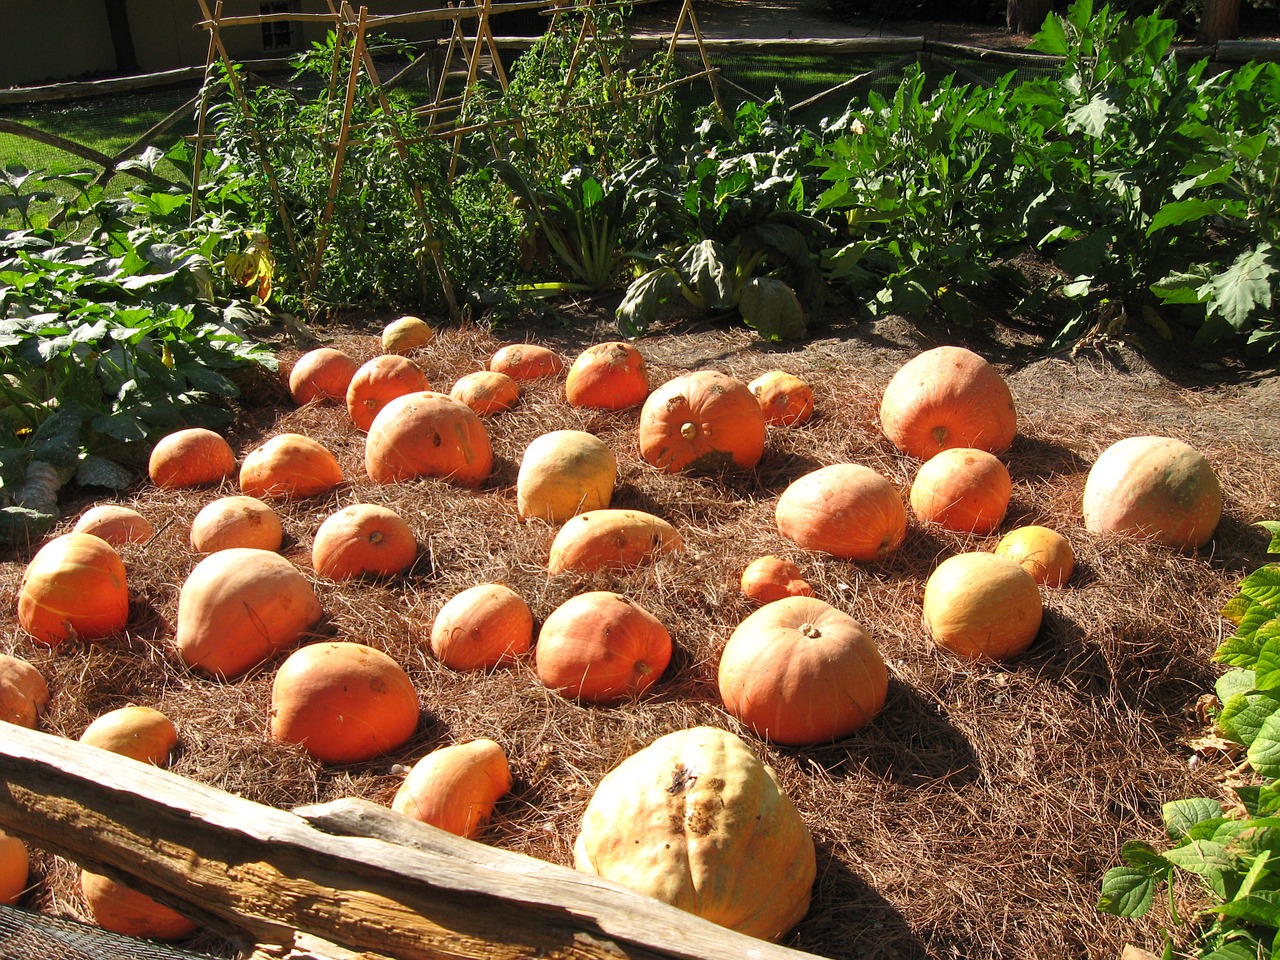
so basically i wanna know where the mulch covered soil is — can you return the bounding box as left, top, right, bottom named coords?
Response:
left=2, top=307, right=1279, bottom=960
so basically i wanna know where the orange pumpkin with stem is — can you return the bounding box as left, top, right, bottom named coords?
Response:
left=73, top=504, right=153, bottom=546
left=190, top=495, right=283, bottom=553
left=269, top=641, right=419, bottom=763
left=879, top=345, right=1017, bottom=459
left=347, top=355, right=430, bottom=431
left=0, top=654, right=48, bottom=728
left=450, top=370, right=520, bottom=416
left=80, top=705, right=178, bottom=766
left=740, top=555, right=814, bottom=604
left=909, top=447, right=1012, bottom=535
left=148, top=427, right=236, bottom=488
left=312, top=504, right=416, bottom=580
left=547, top=509, right=683, bottom=575
left=638, top=371, right=766, bottom=474
left=430, top=583, right=534, bottom=671
left=288, top=347, right=360, bottom=406
left=0, top=831, right=29, bottom=905
left=565, top=342, right=649, bottom=410
left=994, top=525, right=1075, bottom=587
left=18, top=532, right=129, bottom=647
left=489, top=343, right=564, bottom=381
left=80, top=869, right=199, bottom=940
left=240, top=433, right=343, bottom=499
left=535, top=591, right=671, bottom=704
left=365, top=392, right=493, bottom=487
left=748, top=371, right=814, bottom=426
left=923, top=551, right=1043, bottom=660
left=719, top=596, right=888, bottom=745
left=775, top=463, right=906, bottom=561
left=391, top=739, right=512, bottom=839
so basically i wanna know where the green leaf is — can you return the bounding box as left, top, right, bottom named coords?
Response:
left=29, top=410, right=83, bottom=468
left=1261, top=521, right=1280, bottom=554
left=1147, top=199, right=1223, bottom=236
left=1163, top=840, right=1234, bottom=895
left=1209, top=245, right=1277, bottom=331
left=1097, top=866, right=1157, bottom=917
left=1214, top=890, right=1280, bottom=928
left=1248, top=710, right=1280, bottom=778
left=1217, top=669, right=1257, bottom=705
left=1067, top=95, right=1119, bottom=138
left=615, top=266, right=684, bottom=339
left=1237, top=783, right=1280, bottom=818
left=1218, top=690, right=1280, bottom=747
left=1164, top=798, right=1226, bottom=841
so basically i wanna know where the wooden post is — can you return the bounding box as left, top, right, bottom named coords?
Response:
left=1006, top=0, right=1053, bottom=35
left=1198, top=0, right=1240, bottom=41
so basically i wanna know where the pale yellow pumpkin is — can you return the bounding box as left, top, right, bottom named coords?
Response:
left=516, top=430, right=617, bottom=523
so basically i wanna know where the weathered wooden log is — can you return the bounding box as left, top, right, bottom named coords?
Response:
left=0, top=724, right=824, bottom=960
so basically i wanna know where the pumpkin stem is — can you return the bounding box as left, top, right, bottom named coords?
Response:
left=799, top=622, right=821, bottom=639
left=680, top=422, right=697, bottom=439
left=931, top=425, right=949, bottom=447
left=368, top=531, right=384, bottom=545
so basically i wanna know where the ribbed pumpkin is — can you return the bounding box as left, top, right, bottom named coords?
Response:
left=1082, top=436, right=1222, bottom=550
left=365, top=391, right=493, bottom=487
left=450, top=370, right=520, bottom=416
left=909, top=447, right=1012, bottom=535
left=288, top=347, right=360, bottom=406
left=719, top=596, right=888, bottom=745
left=923, top=552, right=1043, bottom=660
left=535, top=591, right=671, bottom=704
left=0, top=653, right=49, bottom=728
left=73, top=504, right=153, bottom=546
left=148, top=427, right=236, bottom=488
left=748, top=370, right=814, bottom=426
left=173, top=548, right=322, bottom=679
left=489, top=343, right=564, bottom=381
left=739, top=555, right=814, bottom=604
left=994, top=525, right=1075, bottom=587
left=347, top=354, right=430, bottom=431
left=390, top=739, right=512, bottom=839
left=80, top=705, right=178, bottom=766
left=0, top=831, right=29, bottom=905
left=269, top=641, right=419, bottom=764
left=574, top=726, right=815, bottom=941
left=517, top=430, right=617, bottom=523
left=80, top=869, right=198, bottom=940
left=879, top=345, right=1017, bottom=459
left=638, top=371, right=766, bottom=474
left=311, top=504, right=416, bottom=580
left=775, top=463, right=906, bottom=561
left=189, top=495, right=283, bottom=553
left=564, top=341, right=649, bottom=410
left=546, top=509, right=683, bottom=575
left=240, top=433, right=343, bottom=500
left=430, top=583, right=534, bottom=671
left=18, top=532, right=128, bottom=647
left=382, top=315, right=434, bottom=354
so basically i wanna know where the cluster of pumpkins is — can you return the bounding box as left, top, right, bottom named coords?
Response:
left=0, top=318, right=1226, bottom=945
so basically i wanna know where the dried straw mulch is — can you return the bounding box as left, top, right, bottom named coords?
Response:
left=2, top=309, right=1278, bottom=960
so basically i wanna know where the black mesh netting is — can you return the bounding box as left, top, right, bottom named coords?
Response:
left=0, top=905, right=225, bottom=960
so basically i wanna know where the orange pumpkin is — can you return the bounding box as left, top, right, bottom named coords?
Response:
left=269, top=641, right=419, bottom=764
left=748, top=370, right=814, bottom=426
left=72, top=504, right=153, bottom=546
left=719, top=596, right=888, bottom=745
left=517, top=430, right=617, bottom=523
left=638, top=371, right=766, bottom=474
left=879, top=346, right=1017, bottom=459
left=994, top=525, right=1075, bottom=587
left=0, top=653, right=48, bottom=728
left=739, top=555, right=814, bottom=604
left=450, top=370, right=520, bottom=416
left=923, top=551, right=1043, bottom=660
left=382, top=315, right=434, bottom=354
left=173, top=547, right=323, bottom=679
left=312, top=504, right=416, bottom=580
left=430, top=583, right=534, bottom=671
left=288, top=347, right=360, bottom=406
left=390, top=739, right=512, bottom=839
left=564, top=342, right=650, bottom=410
left=347, top=354, right=430, bottom=431
left=240, top=433, right=343, bottom=500
left=909, top=447, right=1012, bottom=535
left=189, top=495, right=283, bottom=553
left=546, top=509, right=683, bottom=575
left=80, top=705, right=178, bottom=766
left=365, top=392, right=493, bottom=487
left=489, top=343, right=564, bottom=381
left=18, top=532, right=129, bottom=647
left=0, top=831, right=29, bottom=905
left=148, top=427, right=236, bottom=488
left=1082, top=436, right=1222, bottom=549
left=535, top=591, right=671, bottom=704
left=775, top=463, right=906, bottom=561
left=80, top=869, right=198, bottom=940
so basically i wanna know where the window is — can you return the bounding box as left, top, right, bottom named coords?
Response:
left=260, top=1, right=298, bottom=52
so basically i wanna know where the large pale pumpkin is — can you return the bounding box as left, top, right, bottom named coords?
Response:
left=73, top=504, right=153, bottom=546
left=173, top=548, right=322, bottom=679
left=546, top=508, right=683, bottom=575
left=148, top=427, right=236, bottom=489
left=80, top=705, right=178, bottom=766
left=994, top=525, right=1075, bottom=587
left=489, top=343, right=564, bottom=381
left=382, top=315, right=433, bottom=354
left=391, top=738, right=512, bottom=839
left=573, top=726, right=815, bottom=941
left=240, top=433, right=343, bottom=499
left=879, top=346, right=1017, bottom=459
left=775, top=463, right=906, bottom=561
left=189, top=495, right=283, bottom=553
left=719, top=596, right=887, bottom=745
left=430, top=583, right=534, bottom=671
left=365, top=391, right=493, bottom=487
left=1082, top=436, right=1222, bottom=549
left=0, top=653, right=49, bottom=728
left=923, top=552, right=1043, bottom=660
left=909, top=447, right=1012, bottom=535
left=347, top=354, right=430, bottom=431
left=450, top=370, right=519, bottom=416
left=638, top=371, right=766, bottom=474
left=18, top=532, right=129, bottom=647
left=517, top=430, right=617, bottom=523
left=564, top=341, right=649, bottom=410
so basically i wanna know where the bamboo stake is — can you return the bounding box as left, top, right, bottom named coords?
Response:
left=189, top=20, right=221, bottom=226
